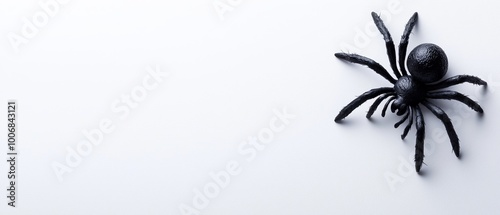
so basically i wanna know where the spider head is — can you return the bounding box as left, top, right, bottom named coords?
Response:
left=407, top=43, right=448, bottom=83
left=392, top=76, right=426, bottom=115
left=391, top=98, right=408, bottom=116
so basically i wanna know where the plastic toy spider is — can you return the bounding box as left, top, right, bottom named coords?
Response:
left=334, top=12, right=487, bottom=172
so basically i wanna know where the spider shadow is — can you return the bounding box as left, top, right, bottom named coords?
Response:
left=457, top=150, right=465, bottom=161
left=367, top=113, right=435, bottom=177
left=366, top=113, right=403, bottom=131
left=475, top=85, right=489, bottom=124
left=336, top=61, right=388, bottom=86
left=366, top=116, right=397, bottom=125
left=417, top=168, right=429, bottom=177
left=477, top=84, right=489, bottom=113
left=480, top=84, right=488, bottom=94
left=334, top=118, right=363, bottom=127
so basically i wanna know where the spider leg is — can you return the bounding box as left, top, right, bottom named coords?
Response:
left=366, top=92, right=395, bottom=118
left=427, top=75, right=487, bottom=90
left=335, top=87, right=393, bottom=122
left=414, top=105, right=425, bottom=172
left=427, top=90, right=484, bottom=113
left=398, top=12, right=418, bottom=76
left=381, top=96, right=396, bottom=117
left=422, top=101, right=460, bottom=157
left=394, top=107, right=410, bottom=128
left=371, top=12, right=401, bottom=78
left=401, top=107, right=414, bottom=139
left=335, top=53, right=397, bottom=84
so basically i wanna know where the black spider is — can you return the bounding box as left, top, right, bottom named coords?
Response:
left=334, top=12, right=487, bottom=172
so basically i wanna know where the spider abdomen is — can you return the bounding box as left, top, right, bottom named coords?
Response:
left=407, top=43, right=448, bottom=83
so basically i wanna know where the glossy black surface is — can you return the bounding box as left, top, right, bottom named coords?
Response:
left=407, top=43, right=448, bottom=83
left=334, top=12, right=487, bottom=173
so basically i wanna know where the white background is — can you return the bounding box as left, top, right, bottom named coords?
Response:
left=0, top=0, right=499, bottom=214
